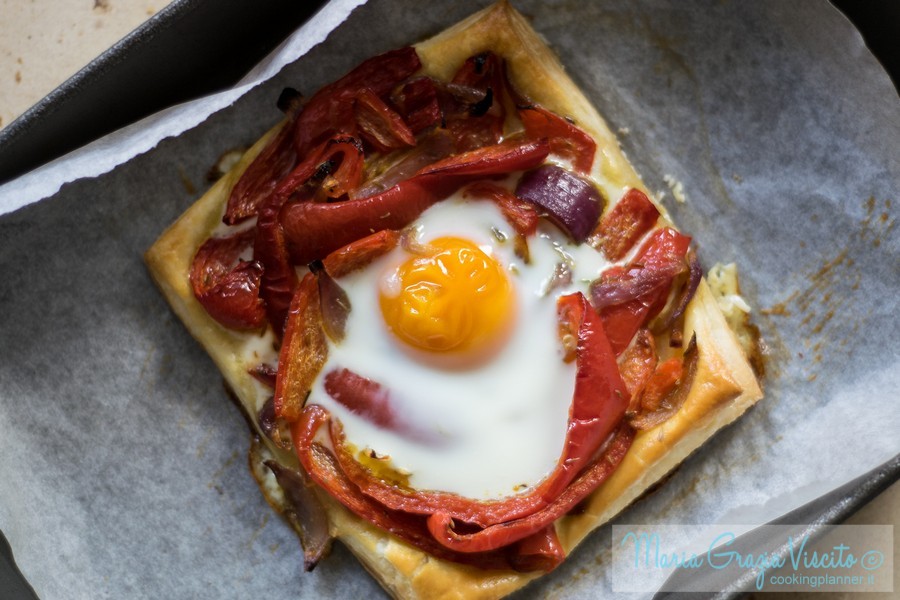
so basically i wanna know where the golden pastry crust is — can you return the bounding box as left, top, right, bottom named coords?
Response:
left=145, top=2, right=762, bottom=599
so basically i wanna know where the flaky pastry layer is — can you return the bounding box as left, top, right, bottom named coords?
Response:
left=145, top=3, right=763, bottom=599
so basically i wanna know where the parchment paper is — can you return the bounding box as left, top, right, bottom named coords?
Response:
left=0, top=1, right=897, bottom=599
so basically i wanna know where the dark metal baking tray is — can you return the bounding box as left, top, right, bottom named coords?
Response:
left=0, top=0, right=327, bottom=184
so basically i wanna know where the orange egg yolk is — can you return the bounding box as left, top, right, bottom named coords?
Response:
left=379, top=237, right=515, bottom=362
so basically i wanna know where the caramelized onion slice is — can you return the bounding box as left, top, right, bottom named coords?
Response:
left=515, top=164, right=603, bottom=243
left=349, top=130, right=454, bottom=200
left=590, top=260, right=686, bottom=310
left=658, top=250, right=703, bottom=331
left=309, top=260, right=351, bottom=344
left=264, top=459, right=333, bottom=571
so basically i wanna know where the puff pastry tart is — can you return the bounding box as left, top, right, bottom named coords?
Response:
left=145, top=2, right=762, bottom=598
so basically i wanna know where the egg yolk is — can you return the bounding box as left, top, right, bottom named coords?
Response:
left=380, top=236, right=515, bottom=362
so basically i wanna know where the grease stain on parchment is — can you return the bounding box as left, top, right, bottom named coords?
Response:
left=207, top=449, right=240, bottom=490
left=761, top=197, right=894, bottom=370
left=178, top=167, right=196, bottom=196
left=245, top=512, right=271, bottom=552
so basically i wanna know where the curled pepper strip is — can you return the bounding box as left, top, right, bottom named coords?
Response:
left=628, top=335, right=698, bottom=431
left=324, top=292, right=628, bottom=528
left=619, top=329, right=658, bottom=415
left=275, top=135, right=365, bottom=201
left=293, top=47, right=421, bottom=156
left=590, top=188, right=660, bottom=261
left=445, top=52, right=507, bottom=151
left=292, top=405, right=562, bottom=572
left=189, top=229, right=266, bottom=330
left=354, top=88, right=416, bottom=153
left=426, top=422, right=634, bottom=553
left=280, top=138, right=550, bottom=264
left=224, top=118, right=298, bottom=225
left=274, top=273, right=326, bottom=422
left=593, top=227, right=691, bottom=355
left=254, top=134, right=367, bottom=333
left=518, top=105, right=596, bottom=174
left=462, top=181, right=539, bottom=237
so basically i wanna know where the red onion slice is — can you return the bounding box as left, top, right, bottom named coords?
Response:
left=309, top=260, right=351, bottom=343
left=590, top=260, right=686, bottom=310
left=659, top=250, right=703, bottom=330
left=264, top=459, right=333, bottom=571
left=514, top=164, right=603, bottom=243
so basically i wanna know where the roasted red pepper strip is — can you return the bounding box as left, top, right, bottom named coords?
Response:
left=324, top=368, right=398, bottom=432
left=291, top=405, right=553, bottom=571
left=293, top=47, right=421, bottom=156
left=417, top=136, right=549, bottom=178
left=326, top=292, right=628, bottom=527
left=322, top=229, right=400, bottom=278
left=254, top=134, right=366, bottom=332
left=274, top=273, right=327, bottom=422
left=446, top=52, right=507, bottom=152
left=281, top=178, right=438, bottom=266
left=463, top=181, right=539, bottom=237
left=591, top=188, right=660, bottom=261
left=224, top=118, right=298, bottom=225
left=280, top=138, right=550, bottom=264
left=426, top=423, right=634, bottom=553
left=253, top=189, right=298, bottom=334
left=629, top=336, right=698, bottom=431
left=275, top=231, right=400, bottom=421
left=391, top=76, right=441, bottom=134
left=596, top=227, right=691, bottom=355
left=639, top=358, right=683, bottom=414
left=323, top=369, right=440, bottom=444
left=518, top=105, right=596, bottom=174
left=509, top=525, right=566, bottom=572
left=275, top=135, right=365, bottom=201
left=354, top=88, right=416, bottom=153
left=189, top=229, right=266, bottom=330
left=618, top=329, right=658, bottom=417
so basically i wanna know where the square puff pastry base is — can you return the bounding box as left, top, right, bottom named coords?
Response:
left=145, top=2, right=763, bottom=598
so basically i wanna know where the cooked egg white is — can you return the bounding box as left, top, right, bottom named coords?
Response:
left=307, top=194, right=612, bottom=500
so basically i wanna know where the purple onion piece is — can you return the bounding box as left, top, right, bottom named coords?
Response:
left=248, top=363, right=277, bottom=389
left=264, top=460, right=333, bottom=571
left=590, top=260, right=686, bottom=310
left=515, top=164, right=603, bottom=243
left=660, top=250, right=703, bottom=330
left=444, top=82, right=488, bottom=104
left=257, top=396, right=292, bottom=449
left=258, top=396, right=278, bottom=439
left=309, top=260, right=351, bottom=343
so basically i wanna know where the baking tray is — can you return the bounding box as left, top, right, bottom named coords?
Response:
left=0, top=1, right=897, bottom=598
left=0, top=0, right=327, bottom=185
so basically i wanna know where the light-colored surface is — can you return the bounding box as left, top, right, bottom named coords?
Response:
left=0, top=0, right=175, bottom=129
left=0, top=1, right=896, bottom=598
